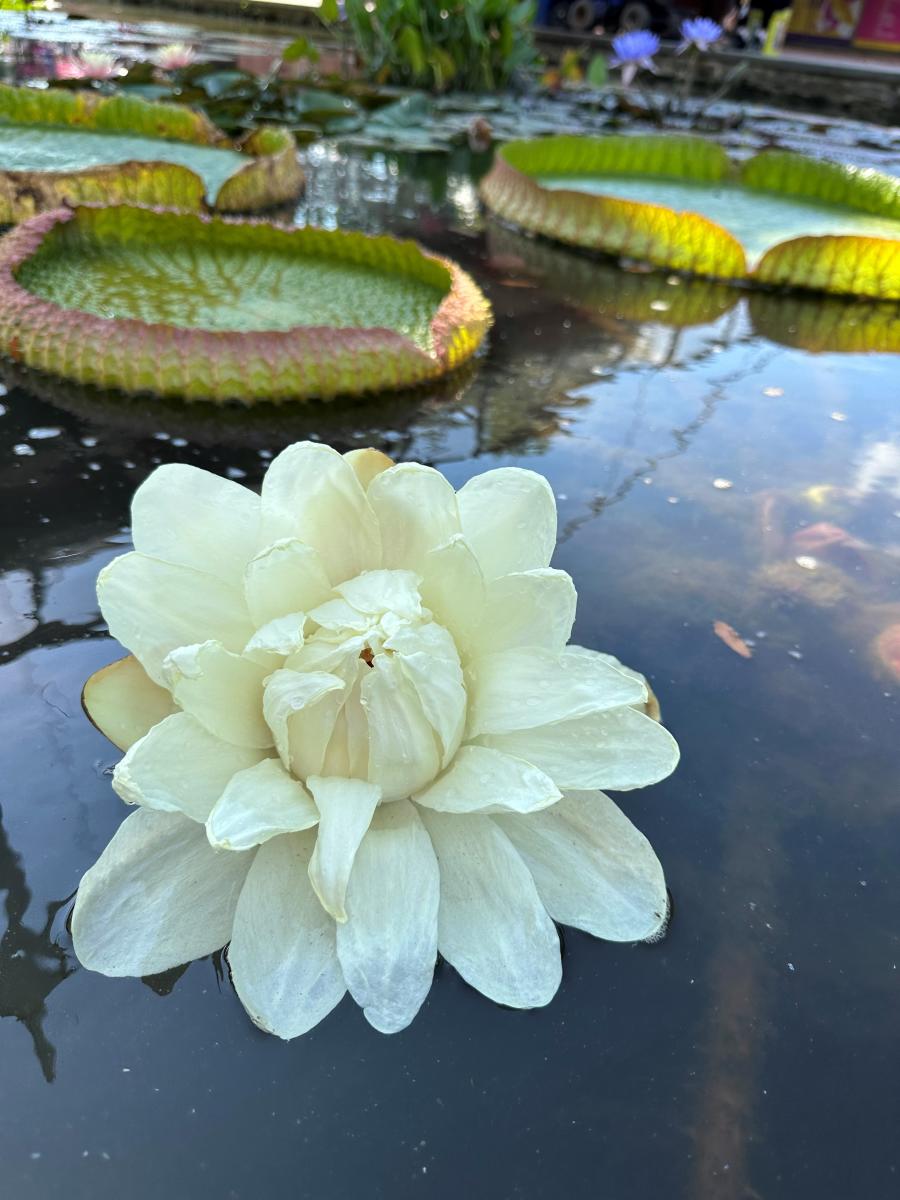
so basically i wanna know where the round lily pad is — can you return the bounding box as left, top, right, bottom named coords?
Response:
left=480, top=135, right=900, bottom=299
left=0, top=85, right=303, bottom=224
left=0, top=204, right=492, bottom=403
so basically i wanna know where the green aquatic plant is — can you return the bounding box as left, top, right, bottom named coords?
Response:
left=0, top=204, right=491, bottom=402
left=319, top=0, right=538, bottom=92
left=0, top=85, right=302, bottom=223
left=480, top=135, right=900, bottom=298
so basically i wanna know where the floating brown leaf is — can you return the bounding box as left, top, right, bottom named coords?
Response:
left=713, top=620, right=753, bottom=659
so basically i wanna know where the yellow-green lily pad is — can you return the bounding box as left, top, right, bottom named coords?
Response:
left=0, top=85, right=303, bottom=223
left=481, top=135, right=900, bottom=299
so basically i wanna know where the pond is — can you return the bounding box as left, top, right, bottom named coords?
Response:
left=2, top=14, right=900, bottom=1200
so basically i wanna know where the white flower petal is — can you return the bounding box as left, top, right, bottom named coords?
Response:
left=419, top=810, right=561, bottom=1008
left=467, top=569, right=577, bottom=659
left=163, top=641, right=272, bottom=749
left=495, top=791, right=667, bottom=941
left=306, top=776, right=381, bottom=921
left=367, top=462, right=460, bottom=572
left=414, top=745, right=560, bottom=814
left=131, top=462, right=260, bottom=589
left=336, top=800, right=439, bottom=1033
left=343, top=447, right=394, bottom=489
left=227, top=831, right=346, bottom=1039
left=477, top=705, right=680, bottom=792
left=335, top=568, right=423, bottom=621
left=98, top=551, right=253, bottom=686
left=262, top=669, right=345, bottom=774
left=418, top=534, right=486, bottom=656
left=206, top=759, right=319, bottom=851
left=112, top=712, right=267, bottom=821
left=362, top=653, right=441, bottom=800
left=387, top=621, right=465, bottom=767
left=82, top=655, right=177, bottom=752
left=72, top=809, right=253, bottom=977
left=243, top=538, right=332, bottom=627
left=456, top=467, right=557, bottom=581
left=467, top=646, right=646, bottom=737
left=571, top=647, right=661, bottom=721
left=243, top=612, right=307, bottom=664
left=260, top=442, right=381, bottom=585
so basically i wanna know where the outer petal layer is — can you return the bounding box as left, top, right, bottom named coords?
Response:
left=367, top=462, right=460, bottom=572
left=72, top=809, right=253, bottom=977
left=112, top=712, right=266, bottom=822
left=477, top=704, right=680, bottom=791
left=337, top=800, right=440, bottom=1033
left=82, top=655, right=177, bottom=752
left=260, top=442, right=381, bottom=585
left=98, top=551, right=253, bottom=686
left=495, top=791, right=668, bottom=942
left=228, top=831, right=346, bottom=1039
left=414, top=745, right=560, bottom=814
left=467, top=569, right=577, bottom=659
left=456, top=467, right=557, bottom=581
left=131, top=463, right=260, bottom=589
left=466, top=646, right=645, bottom=737
left=420, top=810, right=561, bottom=1008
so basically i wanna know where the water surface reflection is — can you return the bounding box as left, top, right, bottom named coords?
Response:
left=1, top=111, right=900, bottom=1200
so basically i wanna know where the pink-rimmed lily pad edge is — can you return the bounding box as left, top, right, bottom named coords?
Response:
left=0, top=204, right=492, bottom=405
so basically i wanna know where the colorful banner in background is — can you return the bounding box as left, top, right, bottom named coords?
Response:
left=789, top=0, right=865, bottom=42
left=855, top=0, right=900, bottom=49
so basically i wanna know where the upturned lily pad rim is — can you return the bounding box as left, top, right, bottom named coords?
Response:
left=0, top=204, right=492, bottom=405
left=480, top=135, right=900, bottom=299
left=0, top=84, right=303, bottom=222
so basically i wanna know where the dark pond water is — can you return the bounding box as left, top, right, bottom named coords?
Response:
left=3, top=11, right=900, bottom=1200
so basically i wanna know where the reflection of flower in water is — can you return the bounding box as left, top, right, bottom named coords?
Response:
left=73, top=443, right=678, bottom=1039
left=853, top=439, right=900, bottom=499
left=152, top=43, right=196, bottom=72
left=0, top=810, right=74, bottom=1083
left=56, top=51, right=122, bottom=81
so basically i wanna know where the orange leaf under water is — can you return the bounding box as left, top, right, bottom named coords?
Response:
left=713, top=620, right=753, bottom=659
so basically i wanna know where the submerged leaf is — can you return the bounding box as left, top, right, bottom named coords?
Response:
left=713, top=621, right=752, bottom=659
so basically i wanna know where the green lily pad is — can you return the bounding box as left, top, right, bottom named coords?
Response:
left=0, top=126, right=248, bottom=204
left=0, top=85, right=303, bottom=224
left=481, top=135, right=900, bottom=298
left=0, top=204, right=492, bottom=403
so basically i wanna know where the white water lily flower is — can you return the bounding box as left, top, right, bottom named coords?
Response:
left=75, top=443, right=679, bottom=1037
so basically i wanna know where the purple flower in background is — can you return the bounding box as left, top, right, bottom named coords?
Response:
left=609, top=30, right=660, bottom=87
left=678, top=16, right=724, bottom=53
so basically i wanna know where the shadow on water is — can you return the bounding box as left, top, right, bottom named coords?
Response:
left=0, top=810, right=74, bottom=1083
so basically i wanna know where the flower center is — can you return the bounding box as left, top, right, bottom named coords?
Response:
left=262, top=569, right=467, bottom=802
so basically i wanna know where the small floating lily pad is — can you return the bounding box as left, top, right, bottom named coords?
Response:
left=0, top=204, right=492, bottom=403
left=0, top=85, right=303, bottom=223
left=480, top=135, right=900, bottom=298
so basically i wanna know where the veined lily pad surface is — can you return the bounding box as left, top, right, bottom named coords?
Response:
left=480, top=135, right=900, bottom=298
left=0, top=204, right=491, bottom=402
left=0, top=85, right=303, bottom=222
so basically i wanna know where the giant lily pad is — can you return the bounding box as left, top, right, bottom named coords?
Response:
left=0, top=204, right=491, bottom=404
left=0, top=85, right=303, bottom=223
left=480, top=135, right=900, bottom=299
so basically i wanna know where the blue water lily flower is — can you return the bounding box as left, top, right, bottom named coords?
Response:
left=609, top=30, right=660, bottom=87
left=678, top=16, right=724, bottom=53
